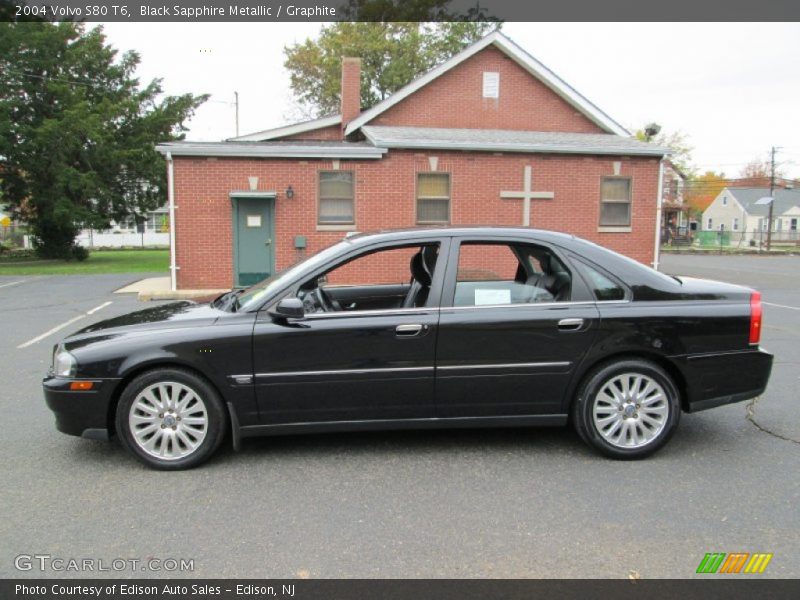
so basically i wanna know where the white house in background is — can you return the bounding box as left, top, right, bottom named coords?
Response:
left=76, top=206, right=170, bottom=248
left=702, top=187, right=800, bottom=244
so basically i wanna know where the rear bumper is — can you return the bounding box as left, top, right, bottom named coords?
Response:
left=677, top=348, right=773, bottom=413
left=43, top=376, right=118, bottom=440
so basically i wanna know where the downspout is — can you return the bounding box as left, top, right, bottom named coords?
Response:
left=166, top=152, right=177, bottom=291
left=653, top=158, right=665, bottom=271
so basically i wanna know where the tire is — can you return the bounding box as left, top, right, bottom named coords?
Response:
left=571, top=359, right=681, bottom=459
left=116, top=368, right=226, bottom=470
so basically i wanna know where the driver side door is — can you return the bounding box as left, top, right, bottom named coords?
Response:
left=251, top=239, right=448, bottom=425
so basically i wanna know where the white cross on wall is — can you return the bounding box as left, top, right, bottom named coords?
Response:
left=500, top=165, right=555, bottom=227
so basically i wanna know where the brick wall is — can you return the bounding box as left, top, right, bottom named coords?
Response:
left=373, top=46, right=605, bottom=133
left=172, top=151, right=659, bottom=289
left=280, top=124, right=343, bottom=141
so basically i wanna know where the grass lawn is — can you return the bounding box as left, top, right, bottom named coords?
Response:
left=0, top=249, right=169, bottom=275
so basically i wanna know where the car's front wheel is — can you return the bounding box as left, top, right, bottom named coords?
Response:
left=572, top=359, right=681, bottom=459
left=116, top=368, right=226, bottom=470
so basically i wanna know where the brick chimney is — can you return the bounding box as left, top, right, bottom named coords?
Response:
left=340, top=57, right=362, bottom=135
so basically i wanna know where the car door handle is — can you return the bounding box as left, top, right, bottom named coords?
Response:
left=557, top=318, right=584, bottom=331
left=396, top=324, right=424, bottom=337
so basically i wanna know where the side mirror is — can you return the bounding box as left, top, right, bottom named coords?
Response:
left=270, top=297, right=305, bottom=320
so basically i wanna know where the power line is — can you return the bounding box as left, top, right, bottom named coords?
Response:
left=1, top=68, right=111, bottom=89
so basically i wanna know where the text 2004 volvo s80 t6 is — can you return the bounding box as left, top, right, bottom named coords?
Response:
left=44, top=227, right=773, bottom=469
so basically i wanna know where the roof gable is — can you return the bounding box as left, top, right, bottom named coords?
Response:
left=345, top=31, right=629, bottom=137
left=366, top=45, right=605, bottom=134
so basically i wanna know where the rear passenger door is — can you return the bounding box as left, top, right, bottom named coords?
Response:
left=435, top=238, right=599, bottom=418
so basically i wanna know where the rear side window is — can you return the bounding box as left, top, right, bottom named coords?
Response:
left=452, top=242, right=572, bottom=306
left=578, top=262, right=626, bottom=301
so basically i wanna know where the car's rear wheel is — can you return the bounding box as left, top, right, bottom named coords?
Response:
left=116, top=368, right=226, bottom=470
left=572, top=359, right=680, bottom=459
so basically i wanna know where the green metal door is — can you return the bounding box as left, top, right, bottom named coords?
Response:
left=233, top=196, right=275, bottom=287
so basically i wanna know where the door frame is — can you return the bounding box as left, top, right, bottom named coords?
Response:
left=230, top=192, right=276, bottom=288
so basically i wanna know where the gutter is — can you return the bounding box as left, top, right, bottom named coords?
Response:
left=653, top=159, right=665, bottom=271
left=155, top=143, right=386, bottom=160
left=166, top=152, right=177, bottom=291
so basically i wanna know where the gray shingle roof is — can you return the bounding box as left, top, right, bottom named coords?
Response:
left=155, top=140, right=385, bottom=159
left=728, top=187, right=800, bottom=216
left=361, top=126, right=669, bottom=157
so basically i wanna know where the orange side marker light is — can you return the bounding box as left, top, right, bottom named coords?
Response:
left=70, top=381, right=94, bottom=391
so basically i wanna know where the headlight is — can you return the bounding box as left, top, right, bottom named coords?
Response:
left=54, top=350, right=77, bottom=378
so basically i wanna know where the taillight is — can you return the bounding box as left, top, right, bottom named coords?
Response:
left=749, top=291, right=762, bottom=345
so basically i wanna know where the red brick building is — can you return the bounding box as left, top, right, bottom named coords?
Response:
left=157, top=31, right=669, bottom=290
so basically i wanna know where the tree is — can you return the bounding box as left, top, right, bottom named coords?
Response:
left=0, top=21, right=206, bottom=259
left=634, top=124, right=695, bottom=176
left=284, top=21, right=500, bottom=117
left=684, top=171, right=727, bottom=218
left=736, top=157, right=784, bottom=187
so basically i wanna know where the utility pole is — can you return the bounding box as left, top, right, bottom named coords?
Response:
left=234, top=91, right=239, bottom=137
left=767, top=146, right=779, bottom=251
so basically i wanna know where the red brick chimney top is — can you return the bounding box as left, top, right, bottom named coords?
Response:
left=340, top=57, right=362, bottom=136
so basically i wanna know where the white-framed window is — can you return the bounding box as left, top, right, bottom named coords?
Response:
left=599, top=177, right=632, bottom=227
left=707, top=218, right=713, bottom=230
left=777, top=219, right=783, bottom=232
left=417, top=173, right=451, bottom=224
left=318, top=171, right=355, bottom=225
left=791, top=218, right=798, bottom=232
left=732, top=218, right=739, bottom=231
left=722, top=196, right=728, bottom=206
left=482, top=72, right=500, bottom=99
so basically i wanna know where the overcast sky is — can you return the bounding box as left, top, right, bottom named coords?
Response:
left=99, top=22, right=800, bottom=178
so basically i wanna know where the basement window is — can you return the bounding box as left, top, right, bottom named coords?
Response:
left=482, top=72, right=500, bottom=99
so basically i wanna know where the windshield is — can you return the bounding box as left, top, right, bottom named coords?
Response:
left=235, top=239, right=353, bottom=311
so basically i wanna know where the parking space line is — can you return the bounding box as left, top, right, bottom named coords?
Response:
left=0, top=280, right=25, bottom=289
left=87, top=301, right=112, bottom=315
left=16, top=301, right=114, bottom=349
left=763, top=302, right=800, bottom=311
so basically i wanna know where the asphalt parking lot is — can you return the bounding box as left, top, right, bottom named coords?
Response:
left=0, top=254, right=798, bottom=579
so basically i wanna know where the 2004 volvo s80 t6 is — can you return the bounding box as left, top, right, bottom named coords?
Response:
left=44, top=227, right=773, bottom=469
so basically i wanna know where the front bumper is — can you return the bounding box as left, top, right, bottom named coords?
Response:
left=43, top=376, right=119, bottom=440
left=680, top=348, right=774, bottom=413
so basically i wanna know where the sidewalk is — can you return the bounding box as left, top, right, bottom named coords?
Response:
left=114, top=276, right=228, bottom=301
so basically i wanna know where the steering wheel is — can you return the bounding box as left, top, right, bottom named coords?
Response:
left=314, top=286, right=340, bottom=312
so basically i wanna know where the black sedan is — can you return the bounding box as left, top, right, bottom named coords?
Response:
left=44, top=227, right=773, bottom=469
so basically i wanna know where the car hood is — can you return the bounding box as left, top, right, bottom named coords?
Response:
left=66, top=301, right=224, bottom=342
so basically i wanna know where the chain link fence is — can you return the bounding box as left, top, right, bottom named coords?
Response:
left=666, top=229, right=800, bottom=250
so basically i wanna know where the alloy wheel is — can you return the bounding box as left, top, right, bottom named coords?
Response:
left=591, top=372, right=669, bottom=449
left=128, top=381, right=208, bottom=460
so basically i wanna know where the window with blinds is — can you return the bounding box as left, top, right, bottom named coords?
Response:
left=599, top=177, right=632, bottom=227
left=417, top=173, right=450, bottom=224
left=318, top=171, right=354, bottom=225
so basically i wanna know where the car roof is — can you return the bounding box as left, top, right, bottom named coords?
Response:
left=343, top=226, right=578, bottom=246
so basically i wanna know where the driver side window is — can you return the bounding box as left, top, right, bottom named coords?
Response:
left=297, top=243, right=440, bottom=313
